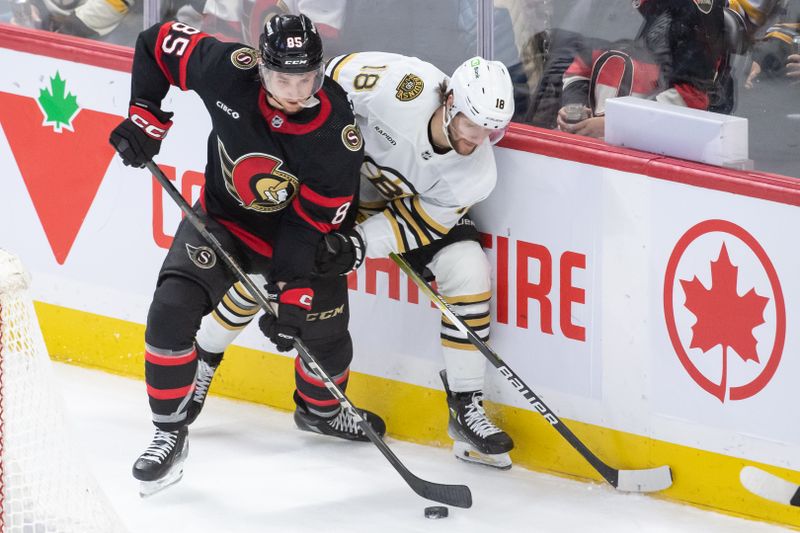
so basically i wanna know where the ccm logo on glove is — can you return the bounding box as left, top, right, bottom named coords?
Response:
left=280, top=287, right=314, bottom=310
left=130, top=106, right=172, bottom=140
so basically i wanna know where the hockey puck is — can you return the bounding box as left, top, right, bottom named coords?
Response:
left=424, top=506, right=449, bottom=519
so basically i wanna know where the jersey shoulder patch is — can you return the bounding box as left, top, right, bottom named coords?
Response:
left=341, top=123, right=363, bottom=152
left=395, top=73, right=425, bottom=101
left=230, top=47, right=259, bottom=70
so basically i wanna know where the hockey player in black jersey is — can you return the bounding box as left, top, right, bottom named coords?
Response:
left=109, top=13, right=384, bottom=496
left=190, top=53, right=518, bottom=470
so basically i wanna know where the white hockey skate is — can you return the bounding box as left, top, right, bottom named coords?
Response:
left=132, top=427, right=189, bottom=497
left=441, top=370, right=513, bottom=470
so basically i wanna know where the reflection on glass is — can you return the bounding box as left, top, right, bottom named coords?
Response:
left=6, top=0, right=793, bottom=178
left=499, top=0, right=798, bottom=179
left=733, top=0, right=800, bottom=178
left=173, top=0, right=475, bottom=75
left=3, top=0, right=143, bottom=46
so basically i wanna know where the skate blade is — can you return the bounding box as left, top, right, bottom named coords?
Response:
left=139, top=466, right=185, bottom=498
left=138, top=439, right=189, bottom=498
left=452, top=441, right=512, bottom=470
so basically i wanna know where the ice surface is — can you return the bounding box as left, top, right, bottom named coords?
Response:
left=54, top=363, right=789, bottom=533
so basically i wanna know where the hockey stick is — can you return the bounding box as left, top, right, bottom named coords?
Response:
left=741, top=466, right=800, bottom=506
left=390, top=252, right=673, bottom=493
left=145, top=160, right=472, bottom=509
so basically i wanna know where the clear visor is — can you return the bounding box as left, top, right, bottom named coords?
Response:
left=450, top=111, right=508, bottom=146
left=259, top=63, right=325, bottom=106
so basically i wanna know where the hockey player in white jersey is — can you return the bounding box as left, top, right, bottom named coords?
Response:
left=191, top=52, right=517, bottom=469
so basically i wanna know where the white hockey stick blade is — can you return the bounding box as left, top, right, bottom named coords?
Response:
left=616, top=465, right=673, bottom=492
left=740, top=466, right=800, bottom=506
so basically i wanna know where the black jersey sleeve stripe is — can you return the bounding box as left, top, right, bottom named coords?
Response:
left=411, top=197, right=448, bottom=236
left=393, top=214, right=419, bottom=251
left=403, top=197, right=444, bottom=240
left=383, top=209, right=410, bottom=253
left=391, top=197, right=433, bottom=247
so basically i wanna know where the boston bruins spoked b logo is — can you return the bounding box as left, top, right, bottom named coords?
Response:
left=218, top=139, right=299, bottom=213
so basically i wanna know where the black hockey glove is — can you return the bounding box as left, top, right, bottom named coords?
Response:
left=258, top=280, right=314, bottom=352
left=314, top=229, right=366, bottom=277
left=109, top=99, right=173, bottom=168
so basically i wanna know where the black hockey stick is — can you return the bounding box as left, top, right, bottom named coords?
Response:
left=390, top=252, right=673, bottom=493
left=145, top=160, right=472, bottom=509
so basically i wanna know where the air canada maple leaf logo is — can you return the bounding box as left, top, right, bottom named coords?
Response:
left=680, top=243, right=769, bottom=395
left=663, top=220, right=785, bottom=402
left=0, top=71, right=121, bottom=264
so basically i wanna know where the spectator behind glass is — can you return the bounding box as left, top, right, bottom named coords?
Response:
left=791, top=37, right=800, bottom=86
left=456, top=0, right=552, bottom=122
left=497, top=0, right=553, bottom=109
left=169, top=0, right=346, bottom=50
left=556, top=0, right=725, bottom=139
left=732, top=0, right=799, bottom=177
left=744, top=2, right=800, bottom=88
left=524, top=0, right=644, bottom=128
left=9, top=0, right=141, bottom=43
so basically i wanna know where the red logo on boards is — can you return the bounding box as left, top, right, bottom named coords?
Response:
left=0, top=73, right=120, bottom=264
left=663, top=219, right=785, bottom=402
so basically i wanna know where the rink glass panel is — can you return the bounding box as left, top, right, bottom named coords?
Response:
left=494, top=0, right=800, bottom=179
left=0, top=0, right=796, bottom=175
left=0, top=0, right=143, bottom=46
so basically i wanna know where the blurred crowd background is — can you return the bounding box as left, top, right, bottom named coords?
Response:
left=2, top=0, right=798, bottom=178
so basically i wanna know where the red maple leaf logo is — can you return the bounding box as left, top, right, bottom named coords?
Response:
left=679, top=243, right=769, bottom=402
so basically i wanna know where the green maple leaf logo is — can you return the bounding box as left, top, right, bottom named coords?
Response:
left=37, top=71, right=80, bottom=132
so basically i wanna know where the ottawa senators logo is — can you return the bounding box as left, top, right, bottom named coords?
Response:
left=341, top=123, right=363, bottom=152
left=218, top=139, right=298, bottom=213
left=231, top=47, right=258, bottom=70
left=185, top=243, right=217, bottom=269
left=395, top=73, right=424, bottom=102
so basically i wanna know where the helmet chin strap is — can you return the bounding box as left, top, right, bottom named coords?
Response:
left=441, top=103, right=456, bottom=151
left=299, top=95, right=320, bottom=108
left=265, top=89, right=320, bottom=110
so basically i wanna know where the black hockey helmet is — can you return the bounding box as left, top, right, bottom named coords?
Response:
left=259, top=13, right=323, bottom=74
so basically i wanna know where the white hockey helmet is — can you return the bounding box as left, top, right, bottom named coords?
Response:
left=445, top=56, right=515, bottom=144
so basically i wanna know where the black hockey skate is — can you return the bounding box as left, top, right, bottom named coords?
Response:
left=440, top=370, right=514, bottom=470
left=132, top=426, right=189, bottom=497
left=293, top=391, right=386, bottom=442
left=185, top=348, right=223, bottom=425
